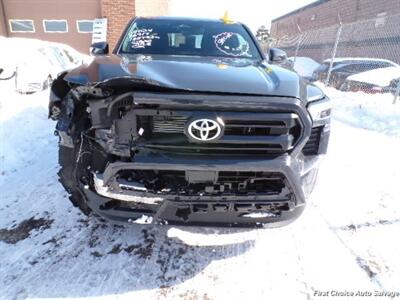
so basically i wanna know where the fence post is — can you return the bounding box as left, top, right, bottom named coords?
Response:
left=325, top=22, right=342, bottom=86
left=15, top=65, right=18, bottom=91
left=393, top=81, right=400, bottom=104
left=293, top=34, right=303, bottom=66
left=293, top=24, right=303, bottom=66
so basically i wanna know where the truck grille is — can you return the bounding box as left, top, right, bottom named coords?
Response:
left=136, top=110, right=302, bottom=155
left=117, top=170, right=290, bottom=197
left=152, top=116, right=187, bottom=133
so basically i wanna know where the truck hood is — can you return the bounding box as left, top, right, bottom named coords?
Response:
left=64, top=54, right=303, bottom=98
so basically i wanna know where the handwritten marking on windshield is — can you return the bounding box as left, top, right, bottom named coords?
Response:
left=131, top=29, right=160, bottom=49
left=213, top=32, right=250, bottom=57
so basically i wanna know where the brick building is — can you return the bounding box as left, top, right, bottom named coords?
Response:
left=0, top=0, right=168, bottom=53
left=270, top=0, right=400, bottom=64
left=271, top=0, right=400, bottom=37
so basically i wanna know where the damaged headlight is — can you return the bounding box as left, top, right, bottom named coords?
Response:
left=306, top=84, right=332, bottom=123
left=307, top=97, right=332, bottom=123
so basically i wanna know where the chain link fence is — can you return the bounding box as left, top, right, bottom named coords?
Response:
left=271, top=13, right=400, bottom=103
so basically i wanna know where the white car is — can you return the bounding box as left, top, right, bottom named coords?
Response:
left=312, top=57, right=399, bottom=88
left=287, top=57, right=321, bottom=78
left=15, top=51, right=54, bottom=93
left=0, top=37, right=87, bottom=94
left=341, top=66, right=400, bottom=94
left=15, top=45, right=85, bottom=94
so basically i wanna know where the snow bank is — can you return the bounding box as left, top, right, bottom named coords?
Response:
left=317, top=83, right=400, bottom=137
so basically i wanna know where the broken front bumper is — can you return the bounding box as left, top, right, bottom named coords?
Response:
left=82, top=153, right=321, bottom=227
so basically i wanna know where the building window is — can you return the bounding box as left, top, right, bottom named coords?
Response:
left=43, top=20, right=68, bottom=33
left=375, top=12, right=387, bottom=28
left=77, top=20, right=94, bottom=33
left=9, top=20, right=35, bottom=33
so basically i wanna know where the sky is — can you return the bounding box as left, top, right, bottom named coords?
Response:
left=168, top=0, right=317, bottom=32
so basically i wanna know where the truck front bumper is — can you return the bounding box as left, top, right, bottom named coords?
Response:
left=82, top=153, right=322, bottom=227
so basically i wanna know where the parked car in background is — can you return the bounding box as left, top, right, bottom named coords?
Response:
left=15, top=44, right=85, bottom=93
left=0, top=67, right=11, bottom=80
left=0, top=37, right=87, bottom=94
left=311, top=58, right=399, bottom=89
left=287, top=57, right=320, bottom=79
left=15, top=50, right=55, bottom=93
left=0, top=61, right=16, bottom=81
left=0, top=67, right=16, bottom=80
left=340, top=66, right=400, bottom=94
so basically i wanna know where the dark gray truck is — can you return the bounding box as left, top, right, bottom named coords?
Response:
left=49, top=17, right=331, bottom=227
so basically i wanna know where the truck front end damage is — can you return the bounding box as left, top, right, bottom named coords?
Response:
left=50, top=75, right=331, bottom=227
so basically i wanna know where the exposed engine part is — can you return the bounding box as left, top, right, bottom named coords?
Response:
left=93, top=172, right=163, bottom=204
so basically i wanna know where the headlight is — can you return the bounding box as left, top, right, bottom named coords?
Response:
left=307, top=97, right=332, bottom=122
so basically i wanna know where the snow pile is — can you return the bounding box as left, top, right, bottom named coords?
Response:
left=317, top=83, right=400, bottom=137
left=130, top=215, right=154, bottom=224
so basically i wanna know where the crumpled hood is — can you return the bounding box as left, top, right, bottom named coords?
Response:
left=64, top=54, right=303, bottom=98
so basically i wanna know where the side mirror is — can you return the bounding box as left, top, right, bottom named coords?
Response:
left=268, top=48, right=287, bottom=63
left=90, top=42, right=109, bottom=55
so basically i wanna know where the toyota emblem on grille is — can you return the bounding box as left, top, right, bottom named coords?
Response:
left=187, top=119, right=223, bottom=141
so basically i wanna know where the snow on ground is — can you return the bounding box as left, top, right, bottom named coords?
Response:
left=1, top=41, right=400, bottom=299
left=316, top=82, right=400, bottom=138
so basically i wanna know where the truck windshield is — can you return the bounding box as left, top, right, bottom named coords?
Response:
left=118, top=18, right=262, bottom=59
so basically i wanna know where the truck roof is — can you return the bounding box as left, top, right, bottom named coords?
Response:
left=135, top=16, right=242, bottom=24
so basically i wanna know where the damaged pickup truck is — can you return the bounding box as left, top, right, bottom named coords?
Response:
left=49, top=17, right=331, bottom=227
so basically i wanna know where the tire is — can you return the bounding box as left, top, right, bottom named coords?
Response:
left=58, top=145, right=92, bottom=215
